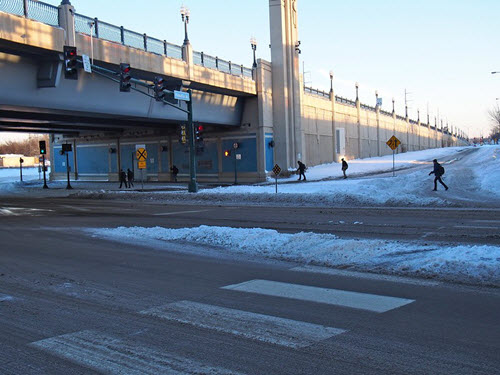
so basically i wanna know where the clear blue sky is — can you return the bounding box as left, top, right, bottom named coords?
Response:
left=5, top=0, right=500, bottom=141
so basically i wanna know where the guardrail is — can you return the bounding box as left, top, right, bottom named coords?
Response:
left=0, top=0, right=254, bottom=79
left=304, top=86, right=331, bottom=99
left=335, top=96, right=357, bottom=106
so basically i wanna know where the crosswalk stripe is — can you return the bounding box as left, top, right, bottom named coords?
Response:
left=291, top=265, right=441, bottom=286
left=31, top=330, right=244, bottom=375
left=222, top=280, right=414, bottom=313
left=141, top=300, right=345, bottom=348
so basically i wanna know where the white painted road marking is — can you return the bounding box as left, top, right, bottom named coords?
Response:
left=454, top=225, right=498, bottom=230
left=291, top=265, right=441, bottom=286
left=141, top=300, right=345, bottom=348
left=0, top=293, right=14, bottom=302
left=222, top=280, right=414, bottom=313
left=31, top=330, right=244, bottom=375
left=154, top=209, right=209, bottom=216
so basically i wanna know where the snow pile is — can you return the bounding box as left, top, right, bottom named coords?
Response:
left=91, top=225, right=500, bottom=287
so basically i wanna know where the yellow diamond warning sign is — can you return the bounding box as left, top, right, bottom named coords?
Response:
left=386, top=135, right=401, bottom=150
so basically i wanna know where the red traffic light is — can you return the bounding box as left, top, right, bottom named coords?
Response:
left=197, top=125, right=204, bottom=132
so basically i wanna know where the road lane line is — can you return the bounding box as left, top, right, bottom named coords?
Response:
left=31, top=330, right=244, bottom=375
left=141, top=300, right=345, bottom=348
left=454, top=225, right=498, bottom=230
left=154, top=209, right=209, bottom=216
left=222, top=280, right=414, bottom=313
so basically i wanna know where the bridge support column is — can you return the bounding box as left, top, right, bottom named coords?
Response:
left=269, top=0, right=303, bottom=171
left=58, top=0, right=76, bottom=47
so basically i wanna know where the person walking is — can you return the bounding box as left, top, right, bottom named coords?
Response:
left=127, top=168, right=134, bottom=188
left=171, top=165, right=179, bottom=182
left=341, top=158, right=348, bottom=179
left=119, top=169, right=128, bottom=189
left=297, top=161, right=306, bottom=181
left=429, top=159, right=448, bottom=191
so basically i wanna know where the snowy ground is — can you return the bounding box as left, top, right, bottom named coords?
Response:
left=3, top=146, right=500, bottom=287
left=90, top=225, right=500, bottom=287
left=3, top=145, right=499, bottom=208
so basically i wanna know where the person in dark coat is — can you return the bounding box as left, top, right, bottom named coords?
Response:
left=297, top=161, right=306, bottom=181
left=429, top=159, right=448, bottom=191
left=341, top=158, right=348, bottom=179
left=127, top=168, right=134, bottom=187
left=171, top=165, right=179, bottom=182
left=119, top=169, right=128, bottom=188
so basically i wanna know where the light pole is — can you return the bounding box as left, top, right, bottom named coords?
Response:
left=392, top=97, right=395, bottom=114
left=355, top=82, right=359, bottom=101
left=250, top=36, right=257, bottom=68
left=375, top=90, right=379, bottom=108
left=180, top=5, right=190, bottom=45
left=329, top=71, right=334, bottom=93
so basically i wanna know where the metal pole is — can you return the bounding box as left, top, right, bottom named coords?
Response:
left=19, top=158, right=23, bottom=182
left=187, top=89, right=198, bottom=192
left=392, top=150, right=395, bottom=177
left=66, top=152, right=72, bottom=189
left=42, top=154, right=48, bottom=189
left=275, top=176, right=278, bottom=194
left=234, top=152, right=238, bottom=185
left=141, top=169, right=144, bottom=191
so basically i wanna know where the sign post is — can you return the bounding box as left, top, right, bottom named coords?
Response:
left=62, top=143, right=73, bottom=189
left=386, top=135, right=401, bottom=177
left=272, top=164, right=281, bottom=194
left=136, top=145, right=147, bottom=191
left=233, top=142, right=239, bottom=185
left=19, top=157, right=23, bottom=182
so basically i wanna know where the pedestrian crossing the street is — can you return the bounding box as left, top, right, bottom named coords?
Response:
left=29, top=278, right=416, bottom=374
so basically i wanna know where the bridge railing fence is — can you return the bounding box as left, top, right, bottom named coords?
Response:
left=1, top=0, right=59, bottom=26
left=0, top=0, right=252, bottom=78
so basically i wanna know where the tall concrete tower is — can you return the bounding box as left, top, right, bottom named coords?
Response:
left=269, top=0, right=304, bottom=170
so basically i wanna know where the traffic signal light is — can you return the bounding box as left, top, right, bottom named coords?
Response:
left=179, top=125, right=187, bottom=144
left=154, top=77, right=165, bottom=101
left=195, top=125, right=204, bottom=143
left=63, top=46, right=78, bottom=80
left=120, top=63, right=131, bottom=92
left=39, top=140, right=46, bottom=155
left=224, top=150, right=231, bottom=157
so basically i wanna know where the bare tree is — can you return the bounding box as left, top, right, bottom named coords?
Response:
left=0, top=134, right=49, bottom=157
left=488, top=104, right=500, bottom=134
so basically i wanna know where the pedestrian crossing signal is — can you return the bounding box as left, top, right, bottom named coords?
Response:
left=224, top=150, right=231, bottom=157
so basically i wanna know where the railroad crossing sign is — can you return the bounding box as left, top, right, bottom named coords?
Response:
left=272, top=164, right=281, bottom=175
left=136, top=147, right=147, bottom=161
left=386, top=135, right=401, bottom=150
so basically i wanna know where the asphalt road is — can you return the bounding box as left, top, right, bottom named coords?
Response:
left=0, top=197, right=499, bottom=374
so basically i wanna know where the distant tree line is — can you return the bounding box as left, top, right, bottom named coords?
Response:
left=488, top=104, right=500, bottom=143
left=0, top=134, right=50, bottom=157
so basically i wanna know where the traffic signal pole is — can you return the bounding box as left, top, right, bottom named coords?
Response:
left=42, top=154, right=48, bottom=189
left=187, top=89, right=198, bottom=193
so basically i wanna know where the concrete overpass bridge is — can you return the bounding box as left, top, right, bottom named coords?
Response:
left=0, top=0, right=468, bottom=183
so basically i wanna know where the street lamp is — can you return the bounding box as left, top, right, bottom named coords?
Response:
left=250, top=36, right=257, bottom=68
left=180, top=5, right=190, bottom=45
left=392, top=97, right=395, bottom=114
left=329, top=70, right=334, bottom=93
left=355, top=82, right=359, bottom=101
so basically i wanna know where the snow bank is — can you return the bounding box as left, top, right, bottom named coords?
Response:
left=91, top=226, right=500, bottom=287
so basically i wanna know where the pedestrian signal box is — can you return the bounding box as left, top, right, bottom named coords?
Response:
left=224, top=150, right=231, bottom=157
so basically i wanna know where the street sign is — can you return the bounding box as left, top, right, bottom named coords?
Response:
left=136, top=148, right=147, bottom=161
left=138, top=160, right=146, bottom=169
left=174, top=90, right=190, bottom=101
left=272, top=164, right=281, bottom=175
left=376, top=97, right=383, bottom=107
left=386, top=135, right=401, bottom=150
left=82, top=54, right=92, bottom=73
